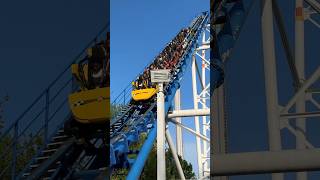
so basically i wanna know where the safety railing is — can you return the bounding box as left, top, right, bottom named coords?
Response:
left=0, top=24, right=109, bottom=179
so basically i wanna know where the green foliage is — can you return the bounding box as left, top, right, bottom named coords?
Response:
left=166, top=150, right=195, bottom=179
left=141, top=146, right=195, bottom=180
left=111, top=168, right=128, bottom=180
left=111, top=103, right=126, bottom=118
left=0, top=94, right=9, bottom=133
left=0, top=96, right=44, bottom=179
left=111, top=133, right=195, bottom=180
left=0, top=133, right=43, bottom=179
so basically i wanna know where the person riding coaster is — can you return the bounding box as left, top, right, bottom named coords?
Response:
left=66, top=40, right=110, bottom=140
left=131, top=87, right=158, bottom=102
left=131, top=28, right=190, bottom=102
left=61, top=34, right=110, bottom=167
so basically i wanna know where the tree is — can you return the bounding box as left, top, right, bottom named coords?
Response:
left=111, top=103, right=126, bottom=118
left=111, top=132, right=196, bottom=179
left=141, top=145, right=195, bottom=180
left=0, top=94, right=9, bottom=132
left=0, top=95, right=43, bottom=179
left=166, top=150, right=195, bottom=179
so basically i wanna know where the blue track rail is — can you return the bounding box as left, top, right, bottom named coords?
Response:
left=211, top=0, right=249, bottom=90
left=110, top=12, right=209, bottom=179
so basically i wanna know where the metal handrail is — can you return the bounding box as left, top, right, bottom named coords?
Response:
left=0, top=24, right=109, bottom=179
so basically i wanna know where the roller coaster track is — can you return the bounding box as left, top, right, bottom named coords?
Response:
left=110, top=12, right=210, bottom=179
left=0, top=0, right=252, bottom=178
left=0, top=24, right=109, bottom=180
left=110, top=1, right=249, bottom=176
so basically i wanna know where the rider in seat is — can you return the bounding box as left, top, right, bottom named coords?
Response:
left=88, top=41, right=107, bottom=89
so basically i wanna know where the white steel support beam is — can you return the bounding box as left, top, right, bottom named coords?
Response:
left=305, top=0, right=320, bottom=13
left=157, top=83, right=166, bottom=179
left=308, top=17, right=320, bottom=28
left=170, top=23, right=210, bottom=179
left=309, top=95, right=320, bottom=109
left=280, top=120, right=315, bottom=149
left=174, top=89, right=183, bottom=158
left=169, top=118, right=210, bottom=142
left=295, top=0, right=307, bottom=179
left=201, top=30, right=210, bottom=175
left=168, top=109, right=210, bottom=118
left=166, top=129, right=186, bottom=180
left=212, top=149, right=320, bottom=176
left=261, top=0, right=283, bottom=179
left=280, top=111, right=320, bottom=119
left=196, top=51, right=210, bottom=66
left=196, top=45, right=210, bottom=51
left=212, top=85, right=228, bottom=180
left=192, top=54, right=203, bottom=178
left=281, top=67, right=320, bottom=113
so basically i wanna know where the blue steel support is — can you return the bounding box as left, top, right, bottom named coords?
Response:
left=126, top=124, right=156, bottom=180
left=210, top=0, right=246, bottom=91
left=210, top=0, right=247, bottom=178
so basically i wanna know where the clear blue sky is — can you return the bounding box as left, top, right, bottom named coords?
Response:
left=111, top=0, right=209, bottom=177
left=0, top=1, right=108, bottom=128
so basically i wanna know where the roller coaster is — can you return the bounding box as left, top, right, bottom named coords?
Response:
left=110, top=1, right=246, bottom=179
left=0, top=0, right=255, bottom=179
left=0, top=25, right=109, bottom=180
left=109, top=2, right=245, bottom=177
left=108, top=3, right=235, bottom=176
left=110, top=12, right=209, bottom=179
left=109, top=0, right=320, bottom=179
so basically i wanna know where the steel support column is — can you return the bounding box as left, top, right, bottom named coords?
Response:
left=201, top=30, right=210, bottom=174
left=166, top=129, right=186, bottom=180
left=175, top=88, right=183, bottom=158
left=212, top=84, right=228, bottom=180
left=157, top=83, right=166, bottom=179
left=192, top=55, right=203, bottom=178
left=261, top=0, right=283, bottom=179
left=295, top=0, right=307, bottom=179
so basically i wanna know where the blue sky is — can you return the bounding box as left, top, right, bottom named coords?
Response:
left=111, top=0, right=209, bottom=177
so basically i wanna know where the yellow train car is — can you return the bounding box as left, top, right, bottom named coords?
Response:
left=131, top=87, right=158, bottom=101
left=68, top=40, right=110, bottom=124
left=68, top=87, right=110, bottom=123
